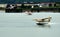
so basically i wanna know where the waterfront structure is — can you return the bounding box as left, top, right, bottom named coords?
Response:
left=0, top=2, right=60, bottom=12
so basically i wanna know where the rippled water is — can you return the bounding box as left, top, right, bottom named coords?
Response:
left=0, top=12, right=60, bottom=37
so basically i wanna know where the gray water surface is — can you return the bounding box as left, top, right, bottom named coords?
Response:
left=0, top=12, right=60, bottom=37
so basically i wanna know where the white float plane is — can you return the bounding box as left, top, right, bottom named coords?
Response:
left=33, top=16, right=52, bottom=25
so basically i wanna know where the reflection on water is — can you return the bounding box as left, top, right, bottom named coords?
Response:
left=38, top=25, right=51, bottom=28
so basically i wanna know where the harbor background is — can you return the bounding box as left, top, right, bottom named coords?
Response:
left=0, top=0, right=60, bottom=37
